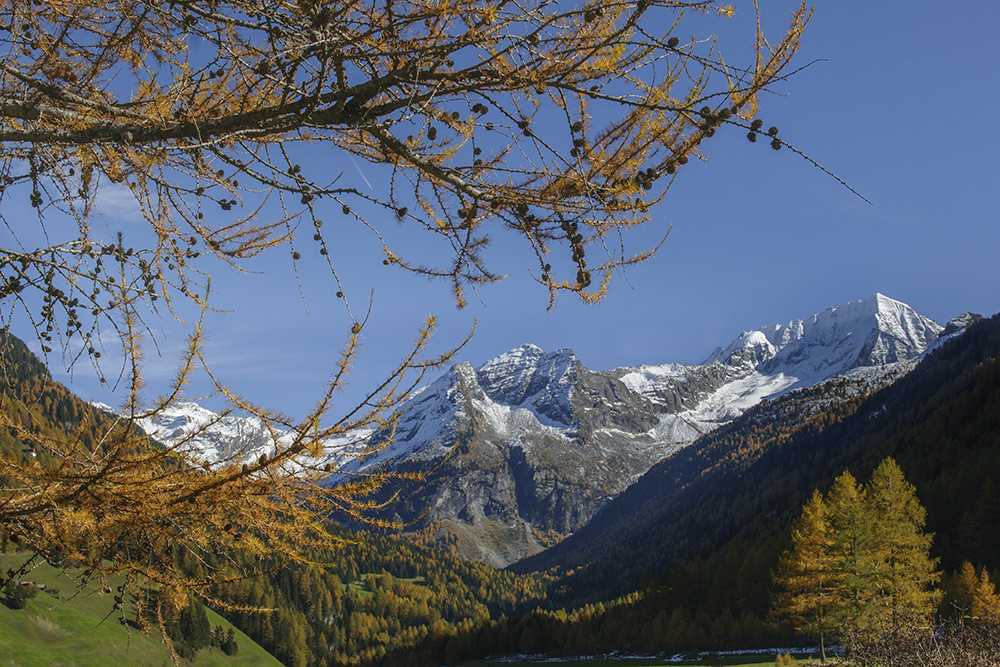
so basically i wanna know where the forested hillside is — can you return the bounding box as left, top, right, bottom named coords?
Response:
left=5, top=314, right=1000, bottom=666
left=202, top=528, right=547, bottom=667
left=0, top=332, right=120, bottom=463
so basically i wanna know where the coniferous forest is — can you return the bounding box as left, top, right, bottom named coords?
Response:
left=3, top=315, right=1000, bottom=665
left=2, top=2, right=997, bottom=665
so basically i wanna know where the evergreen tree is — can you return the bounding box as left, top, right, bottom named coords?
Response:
left=222, top=627, right=239, bottom=656
left=775, top=490, right=835, bottom=661
left=178, top=596, right=212, bottom=650
left=2, top=580, right=34, bottom=609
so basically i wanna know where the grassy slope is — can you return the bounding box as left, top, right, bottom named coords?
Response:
left=0, top=553, right=282, bottom=667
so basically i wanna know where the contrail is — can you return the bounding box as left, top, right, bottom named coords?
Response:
left=349, top=155, right=373, bottom=190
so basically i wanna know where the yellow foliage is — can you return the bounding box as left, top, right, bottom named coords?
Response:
left=0, top=0, right=813, bottom=647
left=1, top=0, right=810, bottom=308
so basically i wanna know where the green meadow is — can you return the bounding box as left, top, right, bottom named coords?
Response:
left=0, top=553, right=281, bottom=667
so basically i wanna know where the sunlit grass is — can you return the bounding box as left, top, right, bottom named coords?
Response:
left=0, top=552, right=282, bottom=667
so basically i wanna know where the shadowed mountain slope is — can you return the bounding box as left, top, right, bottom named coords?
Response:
left=512, top=313, right=1000, bottom=609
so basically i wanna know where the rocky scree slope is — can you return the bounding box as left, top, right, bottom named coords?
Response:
left=335, top=294, right=961, bottom=566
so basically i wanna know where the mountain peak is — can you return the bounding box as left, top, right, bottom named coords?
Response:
left=512, top=342, right=545, bottom=356
left=703, top=294, right=941, bottom=383
left=868, top=291, right=891, bottom=304
left=481, top=343, right=577, bottom=366
left=861, top=292, right=920, bottom=319
left=477, top=344, right=578, bottom=380
left=116, top=293, right=967, bottom=569
left=475, top=344, right=578, bottom=426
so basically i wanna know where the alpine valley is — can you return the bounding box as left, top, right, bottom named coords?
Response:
left=134, top=293, right=976, bottom=567
left=7, top=294, right=1000, bottom=667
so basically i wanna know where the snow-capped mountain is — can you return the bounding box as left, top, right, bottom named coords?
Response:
left=127, top=400, right=373, bottom=469
left=133, top=401, right=283, bottom=464
left=704, top=292, right=941, bottom=373
left=129, top=294, right=976, bottom=567
left=476, top=345, right=578, bottom=427
left=370, top=293, right=946, bottom=476
left=346, top=294, right=970, bottom=566
left=613, top=292, right=946, bottom=438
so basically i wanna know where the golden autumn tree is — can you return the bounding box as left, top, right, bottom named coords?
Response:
left=823, top=469, right=880, bottom=638
left=0, top=0, right=815, bottom=637
left=971, top=567, right=1000, bottom=626
left=947, top=561, right=981, bottom=621
left=776, top=460, right=940, bottom=657
left=946, top=562, right=1000, bottom=627
left=865, top=457, right=940, bottom=635
left=775, top=489, right=836, bottom=662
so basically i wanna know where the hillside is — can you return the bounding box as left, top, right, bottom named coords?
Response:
left=0, top=332, right=121, bottom=464
left=205, top=525, right=547, bottom=667
left=0, top=551, right=282, bottom=667
left=515, top=312, right=1000, bottom=607
left=0, top=331, right=549, bottom=667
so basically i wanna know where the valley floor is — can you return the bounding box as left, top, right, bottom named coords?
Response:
left=466, top=652, right=819, bottom=666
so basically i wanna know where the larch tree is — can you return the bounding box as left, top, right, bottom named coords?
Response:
left=776, top=460, right=941, bottom=653
left=775, top=489, right=835, bottom=662
left=864, top=457, right=940, bottom=635
left=824, top=469, right=879, bottom=639
left=0, top=0, right=819, bottom=637
left=946, top=561, right=980, bottom=622
left=971, top=567, right=1000, bottom=627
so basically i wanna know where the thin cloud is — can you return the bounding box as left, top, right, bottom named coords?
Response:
left=93, top=183, right=143, bottom=224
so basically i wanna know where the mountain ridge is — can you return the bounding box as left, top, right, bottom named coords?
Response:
left=340, top=294, right=968, bottom=565
left=130, top=294, right=974, bottom=566
left=512, top=310, right=1000, bottom=610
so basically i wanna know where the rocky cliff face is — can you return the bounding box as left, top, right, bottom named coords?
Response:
left=133, top=294, right=968, bottom=567
left=343, top=294, right=959, bottom=566
left=354, top=349, right=670, bottom=566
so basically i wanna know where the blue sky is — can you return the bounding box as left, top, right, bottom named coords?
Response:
left=30, top=1, right=1000, bottom=420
